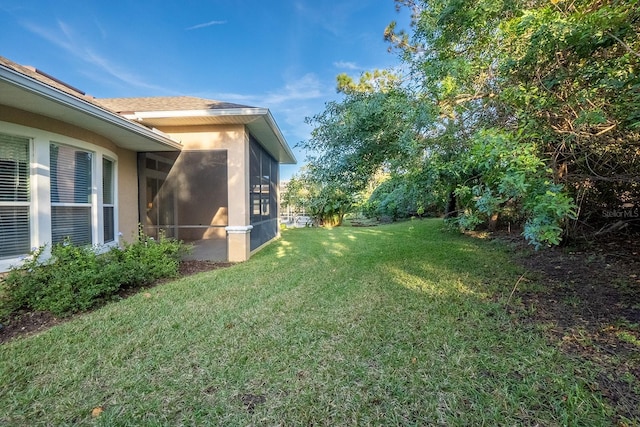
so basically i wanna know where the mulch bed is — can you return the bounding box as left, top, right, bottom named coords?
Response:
left=0, top=260, right=232, bottom=344
left=494, top=230, right=640, bottom=423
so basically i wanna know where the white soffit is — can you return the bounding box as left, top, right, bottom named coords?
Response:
left=127, top=108, right=297, bottom=164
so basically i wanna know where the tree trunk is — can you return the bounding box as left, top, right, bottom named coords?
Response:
left=444, top=191, right=457, bottom=218
left=487, top=212, right=499, bottom=231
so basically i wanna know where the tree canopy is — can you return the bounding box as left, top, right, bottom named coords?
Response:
left=287, top=0, right=639, bottom=246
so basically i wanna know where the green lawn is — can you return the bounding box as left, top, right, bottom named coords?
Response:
left=0, top=219, right=610, bottom=425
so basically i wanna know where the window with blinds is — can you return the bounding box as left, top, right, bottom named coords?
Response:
left=50, top=143, right=92, bottom=246
left=103, top=158, right=114, bottom=242
left=0, top=133, right=30, bottom=259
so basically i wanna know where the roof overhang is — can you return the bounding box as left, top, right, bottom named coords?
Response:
left=121, top=108, right=297, bottom=164
left=0, top=66, right=182, bottom=152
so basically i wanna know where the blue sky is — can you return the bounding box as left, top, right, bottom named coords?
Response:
left=0, top=0, right=410, bottom=179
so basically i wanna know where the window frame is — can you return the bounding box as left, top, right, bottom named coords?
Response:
left=102, top=156, right=116, bottom=243
left=0, top=121, right=118, bottom=272
left=0, top=132, right=32, bottom=260
left=49, top=142, right=94, bottom=246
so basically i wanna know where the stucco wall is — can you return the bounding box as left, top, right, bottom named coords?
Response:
left=115, top=148, right=139, bottom=243
left=0, top=105, right=139, bottom=245
left=160, top=124, right=252, bottom=261
left=160, top=124, right=249, bottom=227
left=0, top=105, right=119, bottom=152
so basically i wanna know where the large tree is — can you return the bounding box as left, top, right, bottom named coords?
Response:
left=294, top=71, right=419, bottom=226
left=386, top=0, right=640, bottom=240
left=298, top=0, right=639, bottom=245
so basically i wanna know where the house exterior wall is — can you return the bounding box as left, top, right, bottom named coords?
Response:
left=116, top=149, right=139, bottom=242
left=159, top=124, right=253, bottom=261
left=0, top=105, right=119, bottom=152
left=0, top=105, right=139, bottom=272
left=0, top=103, right=286, bottom=269
left=0, top=106, right=140, bottom=243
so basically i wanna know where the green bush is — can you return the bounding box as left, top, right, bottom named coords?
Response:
left=362, top=173, right=439, bottom=221
left=0, top=230, right=188, bottom=317
left=108, top=229, right=187, bottom=288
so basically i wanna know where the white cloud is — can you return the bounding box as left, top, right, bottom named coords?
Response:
left=185, top=20, right=227, bottom=31
left=82, top=49, right=172, bottom=93
left=205, top=74, right=335, bottom=146
left=21, top=20, right=171, bottom=93
left=23, top=20, right=74, bottom=54
left=263, top=73, right=325, bottom=105
left=333, top=61, right=361, bottom=71
left=211, top=74, right=329, bottom=107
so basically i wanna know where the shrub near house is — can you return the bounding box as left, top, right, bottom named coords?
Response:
left=0, top=231, right=187, bottom=318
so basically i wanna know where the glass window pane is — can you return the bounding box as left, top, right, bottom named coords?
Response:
left=103, top=206, right=114, bottom=243
left=145, top=157, right=156, bottom=170
left=0, top=133, right=31, bottom=258
left=50, top=144, right=92, bottom=204
left=102, top=158, right=114, bottom=205
left=102, top=158, right=114, bottom=243
left=50, top=144, right=92, bottom=246
left=261, top=194, right=270, bottom=218
left=0, top=133, right=29, bottom=202
left=0, top=206, right=30, bottom=259
left=51, top=206, right=91, bottom=246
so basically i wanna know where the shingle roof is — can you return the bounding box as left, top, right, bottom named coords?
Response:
left=1, top=56, right=294, bottom=162
left=96, top=96, right=254, bottom=113
left=0, top=55, right=184, bottom=151
left=0, top=56, right=255, bottom=115
left=0, top=56, right=94, bottom=102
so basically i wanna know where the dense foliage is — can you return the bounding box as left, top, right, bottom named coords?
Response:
left=294, top=0, right=639, bottom=246
left=285, top=72, right=417, bottom=226
left=282, top=167, right=356, bottom=226
left=0, top=231, right=188, bottom=317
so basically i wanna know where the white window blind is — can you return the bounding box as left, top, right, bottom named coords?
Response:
left=0, top=133, right=30, bottom=258
left=103, top=158, right=114, bottom=242
left=50, top=143, right=92, bottom=246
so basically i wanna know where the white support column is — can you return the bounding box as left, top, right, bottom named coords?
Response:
left=32, top=136, right=51, bottom=249
left=225, top=225, right=253, bottom=262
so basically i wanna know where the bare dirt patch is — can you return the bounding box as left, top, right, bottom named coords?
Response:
left=498, top=231, right=640, bottom=423
left=238, top=393, right=267, bottom=413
